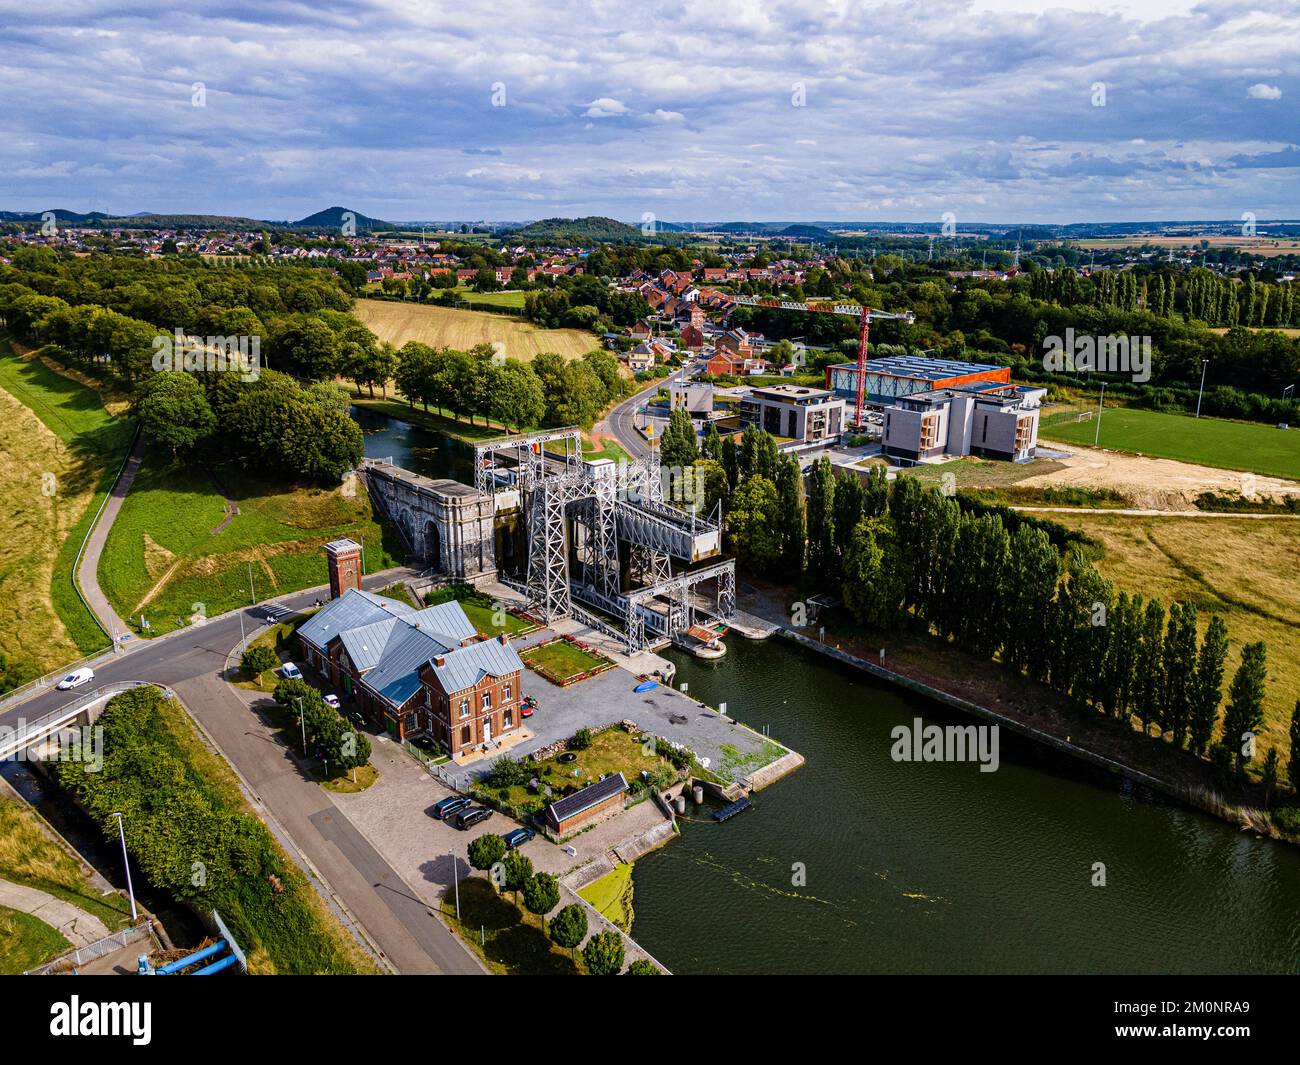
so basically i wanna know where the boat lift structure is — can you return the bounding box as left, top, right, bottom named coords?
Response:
left=473, top=426, right=734, bottom=653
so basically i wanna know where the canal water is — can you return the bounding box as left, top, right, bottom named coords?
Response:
left=634, top=639, right=1300, bottom=974
left=353, top=404, right=471, bottom=482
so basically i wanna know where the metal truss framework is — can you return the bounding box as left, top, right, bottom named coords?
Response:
left=474, top=427, right=734, bottom=648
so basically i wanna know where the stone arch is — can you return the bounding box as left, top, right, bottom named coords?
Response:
left=424, top=520, right=443, bottom=571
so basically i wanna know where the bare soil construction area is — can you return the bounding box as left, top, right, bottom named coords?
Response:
left=1019, top=443, right=1300, bottom=509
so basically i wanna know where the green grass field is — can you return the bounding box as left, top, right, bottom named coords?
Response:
left=1040, top=405, right=1300, bottom=481
left=100, top=457, right=403, bottom=637
left=0, top=338, right=135, bottom=676
left=0, top=906, right=69, bottom=974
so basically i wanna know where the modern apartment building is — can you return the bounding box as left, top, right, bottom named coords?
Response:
left=739, top=384, right=846, bottom=444
left=882, top=383, right=1045, bottom=464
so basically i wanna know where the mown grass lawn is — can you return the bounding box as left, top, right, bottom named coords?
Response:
left=1040, top=405, right=1300, bottom=481
left=0, top=338, right=135, bottom=674
left=520, top=639, right=612, bottom=683
left=486, top=727, right=669, bottom=814
left=0, top=906, right=69, bottom=975
left=99, top=456, right=402, bottom=637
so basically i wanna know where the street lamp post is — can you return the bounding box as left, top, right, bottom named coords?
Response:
left=1093, top=381, right=1107, bottom=448
left=450, top=848, right=460, bottom=920
left=111, top=812, right=138, bottom=921
left=1196, top=359, right=1209, bottom=418
left=298, top=697, right=307, bottom=755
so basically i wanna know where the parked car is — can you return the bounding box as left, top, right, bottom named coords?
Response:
left=520, top=704, right=534, bottom=719
left=55, top=667, right=94, bottom=691
left=323, top=694, right=340, bottom=709
left=432, top=796, right=472, bottom=821
left=280, top=662, right=302, bottom=680
left=455, top=807, right=492, bottom=831
left=502, top=827, right=535, bottom=849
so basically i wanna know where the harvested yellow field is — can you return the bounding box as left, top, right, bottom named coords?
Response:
left=355, top=299, right=597, bottom=361
left=1075, top=235, right=1300, bottom=256
left=1053, top=512, right=1300, bottom=756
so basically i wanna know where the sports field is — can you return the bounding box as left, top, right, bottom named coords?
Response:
left=1040, top=405, right=1300, bottom=481
left=355, top=298, right=596, bottom=361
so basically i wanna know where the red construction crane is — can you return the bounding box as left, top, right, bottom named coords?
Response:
left=722, top=295, right=915, bottom=427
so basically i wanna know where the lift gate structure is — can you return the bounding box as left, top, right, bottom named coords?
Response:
left=473, top=427, right=734, bottom=651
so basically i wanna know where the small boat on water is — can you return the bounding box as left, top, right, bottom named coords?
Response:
left=633, top=679, right=658, bottom=693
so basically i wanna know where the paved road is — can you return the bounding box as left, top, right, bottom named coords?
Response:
left=74, top=428, right=145, bottom=643
left=1, top=570, right=484, bottom=976
left=601, top=372, right=685, bottom=462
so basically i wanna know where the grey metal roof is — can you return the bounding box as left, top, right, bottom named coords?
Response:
left=298, top=588, right=411, bottom=651
left=408, top=601, right=477, bottom=644
left=427, top=636, right=524, bottom=695
left=547, top=773, right=628, bottom=824
left=360, top=624, right=455, bottom=708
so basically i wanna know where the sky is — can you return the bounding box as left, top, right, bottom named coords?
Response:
left=0, top=0, right=1296, bottom=224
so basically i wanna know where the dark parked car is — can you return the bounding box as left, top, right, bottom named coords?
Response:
left=501, top=827, right=535, bottom=849
left=432, top=796, right=472, bottom=821
left=455, top=807, right=492, bottom=831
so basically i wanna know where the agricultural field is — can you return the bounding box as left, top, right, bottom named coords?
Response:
left=0, top=338, right=136, bottom=684
left=1074, top=235, right=1300, bottom=257
left=99, top=458, right=402, bottom=638
left=1040, top=405, right=1300, bottom=482
left=355, top=298, right=596, bottom=361
left=1050, top=512, right=1300, bottom=758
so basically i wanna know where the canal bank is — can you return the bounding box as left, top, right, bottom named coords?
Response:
left=628, top=637, right=1300, bottom=974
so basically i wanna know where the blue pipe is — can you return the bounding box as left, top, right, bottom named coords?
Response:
left=193, top=953, right=240, bottom=976
left=155, top=939, right=227, bottom=976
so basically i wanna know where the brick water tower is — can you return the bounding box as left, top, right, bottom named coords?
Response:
left=324, top=538, right=363, bottom=599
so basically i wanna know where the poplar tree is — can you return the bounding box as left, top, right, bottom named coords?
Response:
left=1133, top=600, right=1166, bottom=735
left=775, top=454, right=806, bottom=577
left=832, top=469, right=864, bottom=558
left=1000, top=524, right=1061, bottom=681
left=805, top=457, right=837, bottom=584
left=1161, top=602, right=1199, bottom=747
left=1188, top=615, right=1229, bottom=756
left=1220, top=642, right=1268, bottom=776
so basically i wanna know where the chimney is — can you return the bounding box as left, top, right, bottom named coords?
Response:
left=434, top=655, right=445, bottom=667
left=323, top=539, right=363, bottom=600
left=497, top=633, right=508, bottom=645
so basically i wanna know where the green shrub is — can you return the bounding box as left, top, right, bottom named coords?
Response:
left=570, top=728, right=593, bottom=752
left=241, top=645, right=278, bottom=675
left=1272, top=807, right=1300, bottom=836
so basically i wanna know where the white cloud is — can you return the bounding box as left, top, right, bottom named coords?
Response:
left=1247, top=83, right=1282, bottom=100
left=649, top=109, right=684, bottom=123
left=584, top=97, right=629, bottom=118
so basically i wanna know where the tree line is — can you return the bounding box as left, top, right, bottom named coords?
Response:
left=663, top=419, right=1296, bottom=804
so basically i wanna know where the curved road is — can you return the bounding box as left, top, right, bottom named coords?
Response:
left=3, top=571, right=483, bottom=975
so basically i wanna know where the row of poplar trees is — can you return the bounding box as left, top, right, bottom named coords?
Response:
left=791, top=460, right=1289, bottom=786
